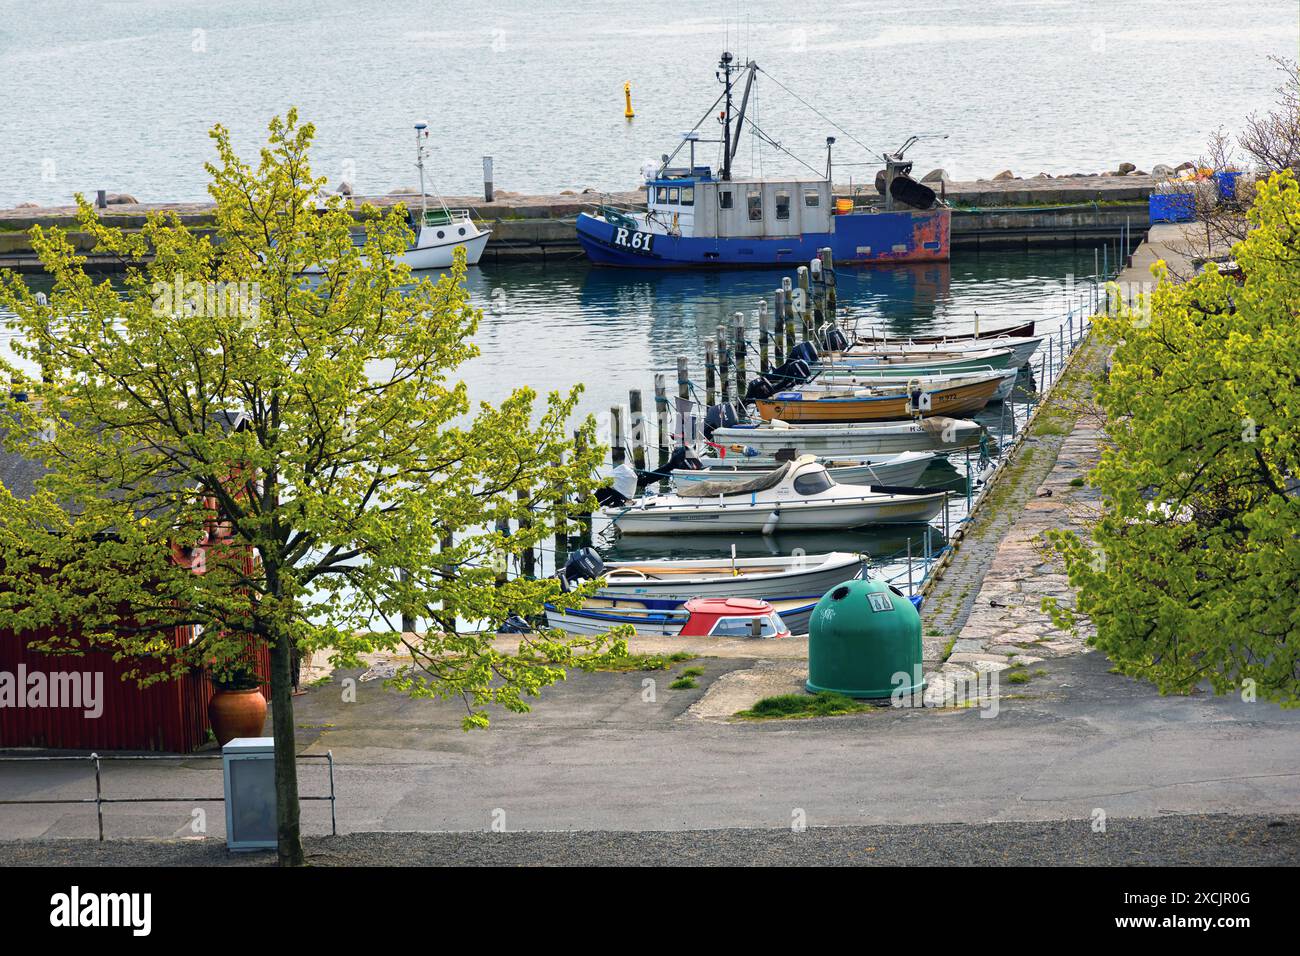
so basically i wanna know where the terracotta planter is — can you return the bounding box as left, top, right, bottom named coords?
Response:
left=208, top=687, right=268, bottom=746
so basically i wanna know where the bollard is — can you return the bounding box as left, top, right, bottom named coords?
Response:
left=482, top=156, right=494, bottom=203
left=818, top=247, right=836, bottom=326
left=96, top=189, right=107, bottom=209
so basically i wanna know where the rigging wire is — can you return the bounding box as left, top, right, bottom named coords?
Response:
left=745, top=118, right=825, bottom=180
left=754, top=65, right=883, bottom=161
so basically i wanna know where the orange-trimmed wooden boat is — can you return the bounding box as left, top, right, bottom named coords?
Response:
left=754, top=376, right=1001, bottom=423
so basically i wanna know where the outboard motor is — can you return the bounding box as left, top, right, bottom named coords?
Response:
left=496, top=615, right=532, bottom=634
left=788, top=341, right=819, bottom=365
left=823, top=326, right=850, bottom=352
left=662, top=445, right=704, bottom=473
left=744, top=375, right=780, bottom=403
left=595, top=462, right=639, bottom=509
left=561, top=547, right=606, bottom=590
left=702, top=400, right=746, bottom=439
left=763, top=357, right=812, bottom=390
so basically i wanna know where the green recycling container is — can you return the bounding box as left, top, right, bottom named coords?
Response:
left=806, top=579, right=925, bottom=699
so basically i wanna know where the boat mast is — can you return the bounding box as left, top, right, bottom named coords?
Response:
left=717, top=51, right=735, bottom=181
left=414, top=123, right=429, bottom=223
left=728, top=61, right=757, bottom=168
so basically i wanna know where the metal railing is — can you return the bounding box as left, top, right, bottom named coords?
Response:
left=0, top=751, right=336, bottom=841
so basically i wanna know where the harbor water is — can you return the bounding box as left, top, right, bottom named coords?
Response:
left=2, top=0, right=1296, bottom=208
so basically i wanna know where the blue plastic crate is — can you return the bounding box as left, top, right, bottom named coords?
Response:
left=1149, top=192, right=1195, bottom=224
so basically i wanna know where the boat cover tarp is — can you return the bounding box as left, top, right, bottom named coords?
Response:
left=675, top=460, right=795, bottom=499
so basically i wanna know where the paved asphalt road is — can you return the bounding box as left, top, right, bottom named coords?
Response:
left=1, top=652, right=1297, bottom=848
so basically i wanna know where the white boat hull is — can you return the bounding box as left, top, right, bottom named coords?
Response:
left=402, top=226, right=491, bottom=269
left=598, top=552, right=866, bottom=602
left=607, top=491, right=946, bottom=535
left=712, top=418, right=981, bottom=458
left=677, top=451, right=935, bottom=489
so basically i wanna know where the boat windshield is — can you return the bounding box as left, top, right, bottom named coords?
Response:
left=708, top=614, right=785, bottom=638
left=793, top=470, right=835, bottom=495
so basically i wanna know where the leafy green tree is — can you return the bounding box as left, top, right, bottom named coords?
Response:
left=0, top=111, right=620, bottom=865
left=1046, top=171, right=1299, bottom=705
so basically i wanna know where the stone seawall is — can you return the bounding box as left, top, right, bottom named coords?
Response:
left=0, top=175, right=1155, bottom=269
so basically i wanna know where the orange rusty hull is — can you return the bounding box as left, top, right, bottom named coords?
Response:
left=755, top=377, right=1000, bottom=423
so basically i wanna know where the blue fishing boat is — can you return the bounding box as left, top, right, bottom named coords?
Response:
left=576, top=52, right=950, bottom=269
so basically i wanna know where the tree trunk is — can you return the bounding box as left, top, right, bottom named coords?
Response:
left=269, top=631, right=305, bottom=866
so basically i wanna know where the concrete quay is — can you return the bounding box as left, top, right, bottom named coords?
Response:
left=0, top=175, right=1156, bottom=270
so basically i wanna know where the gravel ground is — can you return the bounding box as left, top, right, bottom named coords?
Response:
left=2, top=814, right=1296, bottom=866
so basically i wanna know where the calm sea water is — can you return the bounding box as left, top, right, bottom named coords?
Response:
left=1, top=245, right=1100, bottom=579
left=1, top=0, right=1295, bottom=208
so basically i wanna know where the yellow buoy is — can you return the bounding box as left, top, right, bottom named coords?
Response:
left=624, top=81, right=634, bottom=120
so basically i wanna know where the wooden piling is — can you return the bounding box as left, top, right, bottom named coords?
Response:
left=819, top=247, right=837, bottom=326
left=782, top=277, right=796, bottom=353
left=628, top=389, right=647, bottom=473
left=704, top=341, right=717, bottom=406
left=676, top=356, right=690, bottom=447
left=517, top=487, right=536, bottom=579
left=718, top=328, right=731, bottom=402
left=573, top=428, right=592, bottom=547
left=759, top=309, right=770, bottom=373
left=733, top=311, right=747, bottom=398
left=653, top=373, right=669, bottom=470
left=773, top=288, right=786, bottom=366
left=610, top=406, right=625, bottom=466
left=552, top=448, right=568, bottom=561
left=797, top=266, right=812, bottom=342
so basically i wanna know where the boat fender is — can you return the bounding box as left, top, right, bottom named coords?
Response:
left=762, top=509, right=780, bottom=536
left=611, top=462, right=639, bottom=500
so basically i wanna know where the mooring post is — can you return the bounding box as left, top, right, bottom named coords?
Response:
left=517, top=487, right=536, bottom=579
left=718, top=328, right=731, bottom=402
left=677, top=356, right=690, bottom=447
left=653, top=373, right=669, bottom=471
left=797, top=266, right=811, bottom=342
left=758, top=302, right=771, bottom=373
left=628, top=389, right=647, bottom=473
left=773, top=288, right=786, bottom=366
left=907, top=538, right=913, bottom=597
left=573, top=429, right=592, bottom=547
left=610, top=406, right=626, bottom=468
left=733, top=311, right=747, bottom=398
left=704, top=341, right=717, bottom=406
left=782, top=277, right=796, bottom=353
left=552, top=448, right=569, bottom=562
left=819, top=247, right=837, bottom=326
left=965, top=450, right=973, bottom=512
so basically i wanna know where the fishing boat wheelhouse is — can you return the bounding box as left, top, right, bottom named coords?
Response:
left=577, top=52, right=949, bottom=268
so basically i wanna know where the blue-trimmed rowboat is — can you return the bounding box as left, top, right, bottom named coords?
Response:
left=576, top=52, right=949, bottom=269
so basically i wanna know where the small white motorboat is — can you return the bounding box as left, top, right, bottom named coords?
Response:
left=305, top=124, right=490, bottom=273
left=602, top=456, right=946, bottom=535
left=843, top=335, right=1043, bottom=369
left=800, top=369, right=1020, bottom=403
left=711, top=416, right=982, bottom=458
left=678, top=450, right=937, bottom=488
left=559, top=546, right=866, bottom=603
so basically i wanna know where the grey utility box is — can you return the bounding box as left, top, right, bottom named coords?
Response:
left=222, top=737, right=277, bottom=851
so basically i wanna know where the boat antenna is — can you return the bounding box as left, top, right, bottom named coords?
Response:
left=717, top=51, right=736, bottom=181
